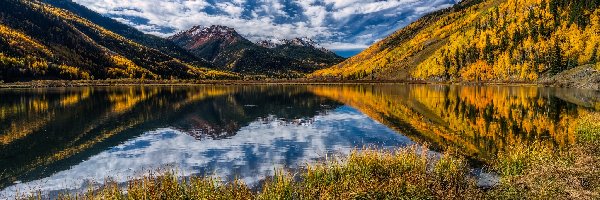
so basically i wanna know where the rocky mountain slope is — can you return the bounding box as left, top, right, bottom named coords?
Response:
left=312, top=0, right=600, bottom=85
left=169, top=25, right=344, bottom=77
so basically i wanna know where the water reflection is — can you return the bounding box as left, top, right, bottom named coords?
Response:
left=310, top=85, right=599, bottom=161
left=2, top=106, right=410, bottom=197
left=0, top=84, right=598, bottom=197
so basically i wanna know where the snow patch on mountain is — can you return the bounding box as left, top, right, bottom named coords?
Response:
left=257, top=37, right=331, bottom=53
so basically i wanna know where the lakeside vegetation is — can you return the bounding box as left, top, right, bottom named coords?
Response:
left=14, top=110, right=600, bottom=199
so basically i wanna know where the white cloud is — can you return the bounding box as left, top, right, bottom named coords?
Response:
left=72, top=0, right=457, bottom=50
left=322, top=42, right=370, bottom=50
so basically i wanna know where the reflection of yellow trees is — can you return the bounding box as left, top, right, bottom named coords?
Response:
left=0, top=87, right=234, bottom=183
left=0, top=115, right=53, bottom=145
left=0, top=86, right=234, bottom=147
left=310, top=85, right=588, bottom=162
left=171, top=86, right=234, bottom=110
left=17, top=115, right=148, bottom=184
left=59, top=88, right=92, bottom=107
left=0, top=89, right=93, bottom=145
left=438, top=86, right=578, bottom=147
left=310, top=85, right=482, bottom=158
left=108, top=87, right=160, bottom=114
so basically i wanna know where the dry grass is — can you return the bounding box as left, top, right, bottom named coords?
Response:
left=489, top=111, right=600, bottom=199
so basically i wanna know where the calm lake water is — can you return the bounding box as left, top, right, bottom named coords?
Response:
left=1, top=84, right=599, bottom=197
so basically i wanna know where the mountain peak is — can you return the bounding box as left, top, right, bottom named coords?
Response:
left=168, top=24, right=343, bottom=75
left=172, top=25, right=240, bottom=40
left=256, top=37, right=331, bottom=53
left=190, top=25, right=237, bottom=36
left=169, top=25, right=245, bottom=50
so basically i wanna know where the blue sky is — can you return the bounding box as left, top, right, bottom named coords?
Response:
left=73, top=0, right=458, bottom=56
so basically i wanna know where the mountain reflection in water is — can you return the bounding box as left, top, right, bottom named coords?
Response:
left=0, top=85, right=598, bottom=197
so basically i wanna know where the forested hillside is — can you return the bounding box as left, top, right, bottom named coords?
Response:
left=312, top=0, right=600, bottom=83
left=40, top=0, right=211, bottom=67
left=0, top=0, right=236, bottom=82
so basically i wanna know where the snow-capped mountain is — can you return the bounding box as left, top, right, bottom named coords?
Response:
left=169, top=25, right=245, bottom=50
left=168, top=25, right=344, bottom=76
left=257, top=38, right=331, bottom=53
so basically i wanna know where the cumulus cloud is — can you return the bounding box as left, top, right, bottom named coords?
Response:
left=72, top=0, right=457, bottom=51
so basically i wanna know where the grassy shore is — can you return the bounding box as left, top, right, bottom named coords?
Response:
left=22, top=111, right=600, bottom=200
left=17, top=101, right=600, bottom=200
left=24, top=146, right=481, bottom=200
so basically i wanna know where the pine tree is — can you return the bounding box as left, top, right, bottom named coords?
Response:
left=550, top=41, right=564, bottom=75
left=549, top=0, right=560, bottom=28
left=591, top=43, right=599, bottom=64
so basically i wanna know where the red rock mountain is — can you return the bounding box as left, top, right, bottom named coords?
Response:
left=169, top=25, right=344, bottom=77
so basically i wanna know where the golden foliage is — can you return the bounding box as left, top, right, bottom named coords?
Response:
left=108, top=55, right=158, bottom=79
left=56, top=64, right=90, bottom=80
left=313, top=0, right=600, bottom=82
left=309, top=85, right=585, bottom=162
left=0, top=24, right=52, bottom=56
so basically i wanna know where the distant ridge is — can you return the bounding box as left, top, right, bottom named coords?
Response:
left=169, top=25, right=344, bottom=77
left=257, top=37, right=332, bottom=53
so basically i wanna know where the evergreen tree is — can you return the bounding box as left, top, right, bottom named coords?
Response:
left=550, top=41, right=564, bottom=75
left=591, top=44, right=599, bottom=64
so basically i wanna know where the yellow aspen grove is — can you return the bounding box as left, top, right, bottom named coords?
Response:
left=312, top=0, right=600, bottom=83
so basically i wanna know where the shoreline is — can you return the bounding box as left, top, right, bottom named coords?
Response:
left=0, top=79, right=551, bottom=89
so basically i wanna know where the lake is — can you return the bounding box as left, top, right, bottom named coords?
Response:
left=1, top=84, right=598, bottom=197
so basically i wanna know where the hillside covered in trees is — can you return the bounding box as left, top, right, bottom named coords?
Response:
left=40, top=0, right=211, bottom=68
left=312, top=0, right=600, bottom=85
left=0, top=0, right=237, bottom=82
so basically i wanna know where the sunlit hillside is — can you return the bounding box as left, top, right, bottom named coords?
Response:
left=0, top=0, right=237, bottom=81
left=312, top=0, right=600, bottom=83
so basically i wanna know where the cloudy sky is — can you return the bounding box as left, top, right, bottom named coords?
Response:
left=73, top=0, right=459, bottom=56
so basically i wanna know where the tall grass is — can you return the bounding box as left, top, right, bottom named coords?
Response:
left=489, top=111, right=600, bottom=199
left=28, top=146, right=481, bottom=200
left=296, top=147, right=477, bottom=199
left=577, top=110, right=600, bottom=145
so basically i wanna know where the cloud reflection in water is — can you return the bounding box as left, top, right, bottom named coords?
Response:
left=1, top=106, right=413, bottom=197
